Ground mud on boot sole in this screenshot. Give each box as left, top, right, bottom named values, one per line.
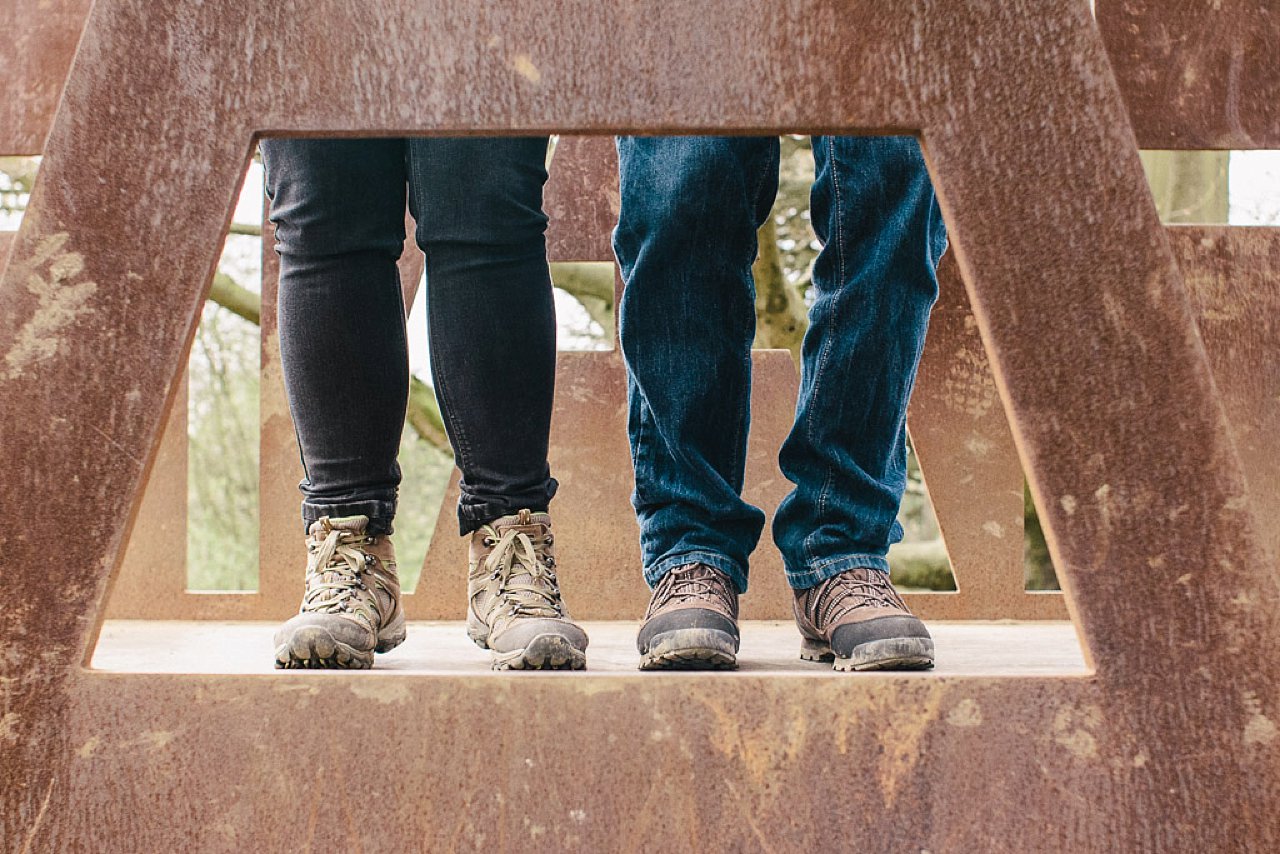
left=639, top=629, right=738, bottom=671
left=273, top=623, right=406, bottom=670
left=491, top=633, right=587, bottom=671
left=800, top=637, right=934, bottom=671
left=274, top=625, right=375, bottom=670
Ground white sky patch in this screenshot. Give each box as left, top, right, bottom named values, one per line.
left=1230, top=151, right=1280, bottom=225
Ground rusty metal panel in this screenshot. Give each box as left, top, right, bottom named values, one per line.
left=8, top=2, right=1272, bottom=158
left=103, top=373, right=189, bottom=617
left=1172, top=226, right=1280, bottom=560
left=3, top=1, right=1279, bottom=851
left=1097, top=0, right=1280, bottom=149
left=544, top=135, right=619, bottom=264
left=909, top=253, right=1068, bottom=619
left=0, top=0, right=90, bottom=155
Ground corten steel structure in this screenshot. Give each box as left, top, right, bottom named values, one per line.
left=2, top=2, right=1280, bottom=852
left=1098, top=0, right=1280, bottom=149
left=0, top=0, right=1271, bottom=624
left=0, top=0, right=89, bottom=156
left=3, top=0, right=1062, bottom=624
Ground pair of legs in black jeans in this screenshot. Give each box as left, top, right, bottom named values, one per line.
left=261, top=137, right=557, bottom=534
left=263, top=138, right=588, bottom=671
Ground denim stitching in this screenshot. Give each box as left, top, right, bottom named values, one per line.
left=800, top=137, right=847, bottom=565
left=732, top=142, right=774, bottom=484
left=411, top=151, right=474, bottom=473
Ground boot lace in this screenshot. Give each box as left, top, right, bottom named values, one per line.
left=650, top=564, right=737, bottom=617
left=811, top=568, right=907, bottom=630
left=482, top=528, right=564, bottom=618
left=302, top=521, right=383, bottom=618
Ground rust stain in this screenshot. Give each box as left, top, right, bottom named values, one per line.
left=1242, top=691, right=1278, bottom=747
left=876, top=684, right=946, bottom=806
left=18, top=779, right=55, bottom=854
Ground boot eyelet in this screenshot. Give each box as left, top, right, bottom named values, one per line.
left=483, top=537, right=496, bottom=548
left=364, top=554, right=375, bottom=565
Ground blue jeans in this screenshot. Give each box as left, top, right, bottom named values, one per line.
left=614, top=136, right=947, bottom=592
left=261, top=137, right=558, bottom=535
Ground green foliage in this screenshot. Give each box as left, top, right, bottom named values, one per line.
left=1024, top=483, right=1060, bottom=591
left=391, top=430, right=455, bottom=593
left=187, top=301, right=260, bottom=590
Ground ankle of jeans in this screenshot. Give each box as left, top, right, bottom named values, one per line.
left=784, top=553, right=890, bottom=591
left=646, top=551, right=749, bottom=596
left=301, top=499, right=397, bottom=536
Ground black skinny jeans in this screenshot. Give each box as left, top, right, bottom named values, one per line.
left=261, top=137, right=558, bottom=535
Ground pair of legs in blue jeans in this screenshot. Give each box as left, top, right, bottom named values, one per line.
left=616, top=135, right=947, bottom=594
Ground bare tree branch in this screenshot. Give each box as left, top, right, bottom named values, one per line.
left=205, top=272, right=451, bottom=452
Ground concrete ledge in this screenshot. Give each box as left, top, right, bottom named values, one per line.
left=91, top=620, right=1088, bottom=677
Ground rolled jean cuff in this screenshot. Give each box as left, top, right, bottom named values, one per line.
left=301, top=499, right=397, bottom=535
left=456, top=478, right=559, bottom=535
left=785, top=553, right=891, bottom=590
left=646, top=550, right=749, bottom=595
left=456, top=500, right=549, bottom=535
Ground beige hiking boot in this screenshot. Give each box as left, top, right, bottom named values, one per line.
left=467, top=509, right=588, bottom=670
left=273, top=515, right=406, bottom=670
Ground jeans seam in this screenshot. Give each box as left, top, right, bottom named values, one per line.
left=827, top=136, right=849, bottom=298
left=800, top=137, right=847, bottom=566
left=733, top=145, right=773, bottom=484
left=412, top=153, right=474, bottom=473
left=633, top=390, right=650, bottom=505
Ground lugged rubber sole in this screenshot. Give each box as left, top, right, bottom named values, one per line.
left=490, top=633, right=588, bottom=671
left=639, top=629, right=738, bottom=671
left=273, top=622, right=406, bottom=670
left=800, top=637, right=934, bottom=672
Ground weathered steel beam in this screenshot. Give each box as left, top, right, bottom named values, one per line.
left=1098, top=0, right=1280, bottom=149
left=0, top=0, right=90, bottom=155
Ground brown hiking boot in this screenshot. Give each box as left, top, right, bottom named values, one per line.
left=793, top=567, right=934, bottom=671
left=637, top=563, right=740, bottom=670
left=273, top=515, right=406, bottom=670
left=467, top=510, right=588, bottom=670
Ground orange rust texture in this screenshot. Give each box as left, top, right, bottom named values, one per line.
left=12, top=0, right=1273, bottom=623
left=2, top=1, right=1279, bottom=851
left=1099, top=0, right=1280, bottom=148
left=0, top=0, right=90, bottom=155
